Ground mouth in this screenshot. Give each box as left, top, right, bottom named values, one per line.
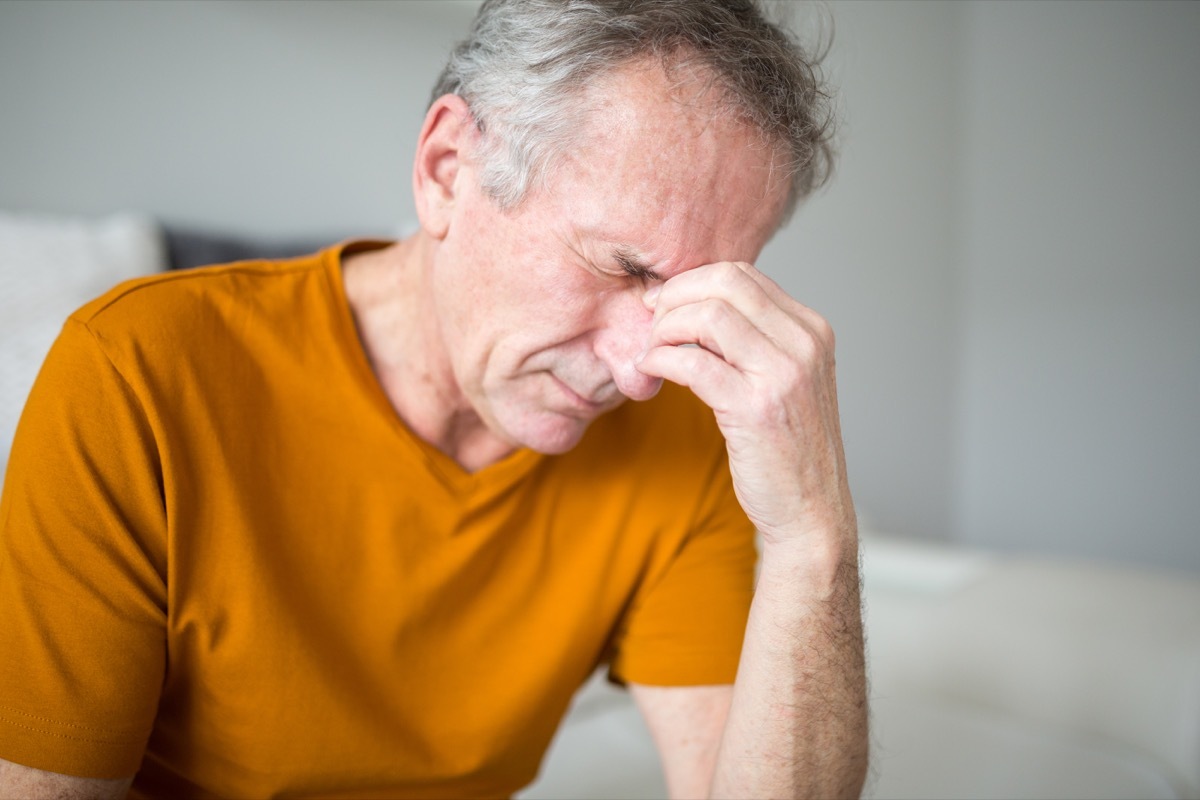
left=548, top=373, right=611, bottom=416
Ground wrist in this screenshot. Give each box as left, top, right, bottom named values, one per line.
left=757, top=522, right=860, bottom=597
left=759, top=510, right=858, bottom=558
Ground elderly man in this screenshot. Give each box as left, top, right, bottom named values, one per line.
left=0, top=0, right=867, bottom=797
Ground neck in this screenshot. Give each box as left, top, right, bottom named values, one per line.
left=342, top=233, right=516, bottom=472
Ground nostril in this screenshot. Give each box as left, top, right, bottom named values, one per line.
left=635, top=375, right=664, bottom=401
left=612, top=365, right=663, bottom=402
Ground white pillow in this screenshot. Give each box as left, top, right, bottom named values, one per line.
left=0, top=212, right=166, bottom=486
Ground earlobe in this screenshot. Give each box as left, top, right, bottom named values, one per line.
left=412, top=94, right=476, bottom=240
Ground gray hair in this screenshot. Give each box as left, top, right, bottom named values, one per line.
left=431, top=0, right=836, bottom=222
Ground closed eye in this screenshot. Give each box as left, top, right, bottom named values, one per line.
left=613, top=249, right=662, bottom=282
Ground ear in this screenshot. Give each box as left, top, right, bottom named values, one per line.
left=412, top=94, right=477, bottom=240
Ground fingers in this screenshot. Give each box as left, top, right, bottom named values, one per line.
left=645, top=261, right=833, bottom=351
left=646, top=261, right=776, bottom=325
left=728, top=260, right=792, bottom=308
left=636, top=342, right=746, bottom=414
left=643, top=261, right=835, bottom=374
left=642, top=296, right=780, bottom=374
left=637, top=261, right=850, bottom=544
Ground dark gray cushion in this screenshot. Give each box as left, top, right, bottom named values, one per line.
left=163, top=226, right=342, bottom=271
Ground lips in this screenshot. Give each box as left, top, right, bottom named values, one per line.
left=549, top=373, right=613, bottom=414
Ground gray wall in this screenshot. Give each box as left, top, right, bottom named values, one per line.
left=954, top=1, right=1200, bottom=568
left=1, top=1, right=1197, bottom=570
left=762, top=1, right=965, bottom=549
left=0, top=0, right=480, bottom=237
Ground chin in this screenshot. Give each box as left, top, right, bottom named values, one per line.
left=503, top=410, right=595, bottom=455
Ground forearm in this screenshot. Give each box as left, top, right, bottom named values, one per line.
left=0, top=758, right=131, bottom=800
left=637, top=257, right=868, bottom=796
left=710, top=529, right=868, bottom=799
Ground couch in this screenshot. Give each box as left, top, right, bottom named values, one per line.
left=522, top=526, right=1200, bottom=799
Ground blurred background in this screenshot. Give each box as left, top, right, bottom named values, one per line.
left=1, top=0, right=1197, bottom=575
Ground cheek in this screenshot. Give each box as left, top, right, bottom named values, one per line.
left=488, top=282, right=619, bottom=390
left=439, top=201, right=610, bottom=358
left=539, top=269, right=602, bottom=318
left=480, top=249, right=605, bottom=338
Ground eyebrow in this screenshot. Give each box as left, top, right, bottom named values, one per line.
left=611, top=247, right=663, bottom=282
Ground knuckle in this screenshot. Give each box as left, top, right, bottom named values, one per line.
left=773, top=361, right=811, bottom=406
left=698, top=297, right=731, bottom=326
left=749, top=386, right=789, bottom=424
left=777, top=358, right=805, bottom=390
left=713, top=261, right=743, bottom=289
left=794, top=330, right=820, bottom=362
left=813, top=316, right=835, bottom=348
left=792, top=320, right=834, bottom=365
left=799, top=310, right=835, bottom=349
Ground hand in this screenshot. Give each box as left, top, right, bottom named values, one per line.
left=636, top=261, right=855, bottom=548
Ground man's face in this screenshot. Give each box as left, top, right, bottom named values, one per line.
left=429, top=61, right=790, bottom=456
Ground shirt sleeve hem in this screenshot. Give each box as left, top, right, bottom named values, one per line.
left=607, top=650, right=741, bottom=688
left=0, top=708, right=146, bottom=780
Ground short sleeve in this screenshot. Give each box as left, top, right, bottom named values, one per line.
left=607, top=442, right=757, bottom=687
left=0, top=318, right=167, bottom=779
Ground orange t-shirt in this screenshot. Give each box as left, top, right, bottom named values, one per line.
left=0, top=241, right=756, bottom=798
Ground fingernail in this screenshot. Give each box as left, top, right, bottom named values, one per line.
left=643, top=284, right=661, bottom=308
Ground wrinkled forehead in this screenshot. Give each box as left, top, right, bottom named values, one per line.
left=551, top=59, right=789, bottom=276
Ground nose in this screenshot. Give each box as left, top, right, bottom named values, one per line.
left=593, top=291, right=663, bottom=402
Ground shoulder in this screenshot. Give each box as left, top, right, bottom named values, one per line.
left=70, top=250, right=328, bottom=342
left=57, top=244, right=373, bottom=386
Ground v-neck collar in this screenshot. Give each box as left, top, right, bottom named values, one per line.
left=320, top=240, right=546, bottom=503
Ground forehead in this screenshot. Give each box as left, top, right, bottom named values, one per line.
left=547, top=59, right=789, bottom=277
